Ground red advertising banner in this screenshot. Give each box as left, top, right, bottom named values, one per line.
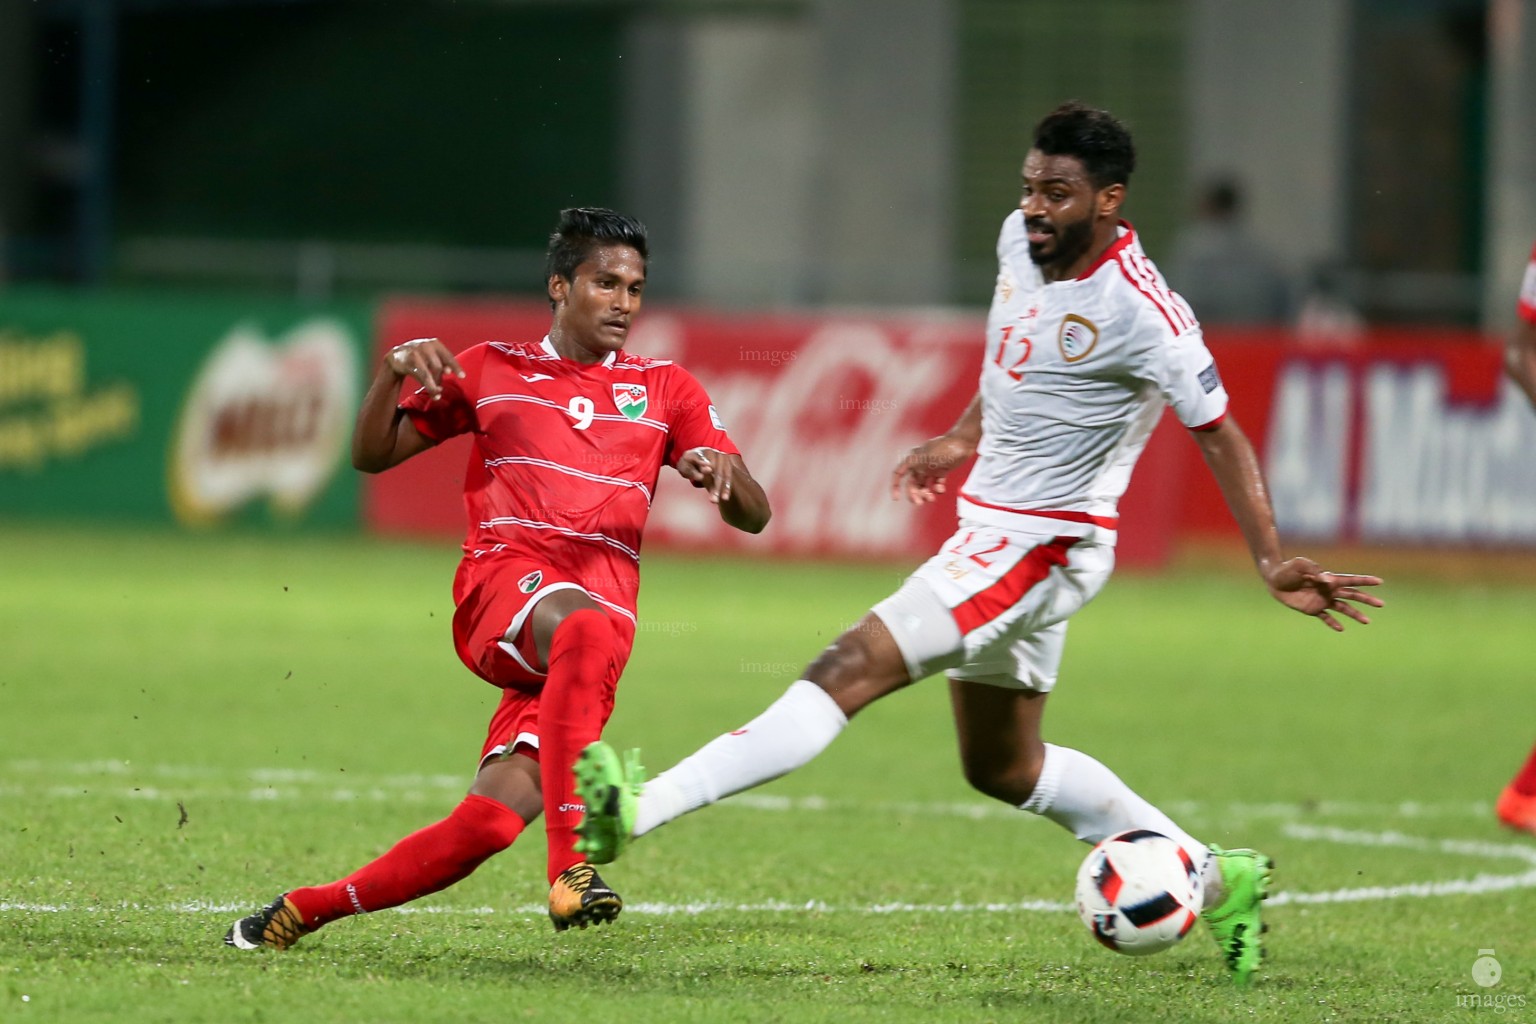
left=1190, top=329, right=1527, bottom=548
left=367, top=299, right=1181, bottom=567
left=366, top=302, right=1524, bottom=565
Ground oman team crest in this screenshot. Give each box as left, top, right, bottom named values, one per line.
left=517, top=570, right=543, bottom=594
left=1058, top=313, right=1100, bottom=362
left=612, top=383, right=648, bottom=420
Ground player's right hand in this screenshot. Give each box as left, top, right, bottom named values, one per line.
left=387, top=338, right=466, bottom=400
left=890, top=435, right=975, bottom=505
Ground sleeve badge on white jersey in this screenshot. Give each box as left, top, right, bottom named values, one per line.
left=1058, top=314, right=1100, bottom=362
left=708, top=404, right=727, bottom=430
left=1198, top=362, right=1222, bottom=394
left=996, top=268, right=1016, bottom=304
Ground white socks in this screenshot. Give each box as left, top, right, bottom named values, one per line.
left=1021, top=743, right=1207, bottom=870
left=633, top=679, right=848, bottom=837
left=628, top=696, right=1217, bottom=900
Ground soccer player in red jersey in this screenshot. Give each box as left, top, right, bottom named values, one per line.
left=224, top=208, right=770, bottom=949
left=1496, top=239, right=1536, bottom=836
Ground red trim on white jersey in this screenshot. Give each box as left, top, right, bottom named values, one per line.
left=1075, top=226, right=1136, bottom=281
left=1519, top=241, right=1536, bottom=324
left=1116, top=246, right=1197, bottom=336
left=1189, top=411, right=1227, bottom=432
left=959, top=492, right=1119, bottom=530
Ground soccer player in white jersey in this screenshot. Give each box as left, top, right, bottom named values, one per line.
left=575, top=102, right=1383, bottom=985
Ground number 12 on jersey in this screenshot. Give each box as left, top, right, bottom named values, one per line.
left=993, top=326, right=1032, bottom=381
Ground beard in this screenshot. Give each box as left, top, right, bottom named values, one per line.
left=1027, top=211, right=1097, bottom=272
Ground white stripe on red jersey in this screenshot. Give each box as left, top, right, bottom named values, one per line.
left=476, top=393, right=670, bottom=433
left=400, top=335, right=739, bottom=613
left=483, top=455, right=655, bottom=504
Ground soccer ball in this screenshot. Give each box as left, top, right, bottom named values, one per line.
left=1074, top=829, right=1203, bottom=956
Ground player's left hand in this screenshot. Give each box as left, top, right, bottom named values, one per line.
left=677, top=447, right=732, bottom=503
left=1264, top=556, right=1383, bottom=631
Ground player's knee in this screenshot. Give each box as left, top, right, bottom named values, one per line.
left=476, top=813, right=524, bottom=853
left=550, top=608, right=623, bottom=667
left=552, top=607, right=617, bottom=647
left=804, top=629, right=905, bottom=718
left=960, top=752, right=1043, bottom=805
left=453, top=795, right=525, bottom=853
left=548, top=607, right=626, bottom=697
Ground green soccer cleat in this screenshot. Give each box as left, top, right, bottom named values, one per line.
left=1201, top=845, right=1274, bottom=986
left=573, top=742, right=644, bottom=865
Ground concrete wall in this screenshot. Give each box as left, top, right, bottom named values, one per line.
left=623, top=0, right=955, bottom=308
left=1184, top=0, right=1353, bottom=282
left=1485, top=0, right=1536, bottom=327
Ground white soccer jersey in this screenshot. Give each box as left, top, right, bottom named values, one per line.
left=1518, top=240, right=1536, bottom=324
left=957, top=213, right=1229, bottom=540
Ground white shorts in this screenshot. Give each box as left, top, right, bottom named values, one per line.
left=870, top=523, right=1115, bottom=692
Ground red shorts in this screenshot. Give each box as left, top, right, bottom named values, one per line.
left=452, top=552, right=637, bottom=766
left=451, top=552, right=637, bottom=689
left=476, top=684, right=625, bottom=767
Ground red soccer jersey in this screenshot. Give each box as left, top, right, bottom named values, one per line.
left=399, top=337, right=739, bottom=615
left=1519, top=241, right=1536, bottom=325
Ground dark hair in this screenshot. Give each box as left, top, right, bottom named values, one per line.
left=544, top=207, right=649, bottom=288
left=1031, top=102, right=1136, bottom=190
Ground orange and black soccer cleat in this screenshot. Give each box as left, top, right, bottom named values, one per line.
left=223, top=894, right=310, bottom=951
left=548, top=863, right=623, bottom=932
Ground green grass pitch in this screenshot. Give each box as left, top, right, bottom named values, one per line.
left=2, top=523, right=1533, bottom=1023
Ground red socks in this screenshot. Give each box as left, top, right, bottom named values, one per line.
left=539, top=608, right=624, bottom=883
left=1512, top=743, right=1536, bottom=797
left=286, top=794, right=524, bottom=929
left=283, top=607, right=623, bottom=929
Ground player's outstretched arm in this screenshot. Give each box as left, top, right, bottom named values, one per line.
left=676, top=449, right=771, bottom=534
left=891, top=393, right=982, bottom=505
left=1192, top=416, right=1383, bottom=631
left=352, top=338, right=464, bottom=473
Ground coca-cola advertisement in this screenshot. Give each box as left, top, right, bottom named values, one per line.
left=368, top=300, right=988, bottom=562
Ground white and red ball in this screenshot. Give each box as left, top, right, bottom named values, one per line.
left=1074, top=829, right=1203, bottom=956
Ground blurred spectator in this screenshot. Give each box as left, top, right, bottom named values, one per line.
left=1167, top=177, right=1292, bottom=326
left=1294, top=261, right=1366, bottom=348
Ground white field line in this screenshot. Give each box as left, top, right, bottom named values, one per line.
left=2, top=828, right=1533, bottom=918
left=0, top=759, right=1496, bottom=822
left=1268, top=823, right=1536, bottom=906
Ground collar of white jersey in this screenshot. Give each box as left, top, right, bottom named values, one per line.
left=541, top=335, right=618, bottom=368
left=1072, top=220, right=1138, bottom=281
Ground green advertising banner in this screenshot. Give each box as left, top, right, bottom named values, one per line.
left=0, top=288, right=370, bottom=529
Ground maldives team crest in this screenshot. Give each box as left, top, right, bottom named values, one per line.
left=517, top=570, right=543, bottom=594
left=612, top=383, right=648, bottom=420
